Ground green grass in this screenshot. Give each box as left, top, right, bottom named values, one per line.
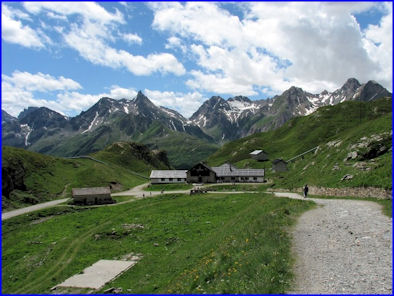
left=2, top=193, right=315, bottom=294
left=205, top=183, right=271, bottom=192
left=144, top=183, right=193, bottom=191
left=112, top=196, right=137, bottom=203
left=2, top=146, right=148, bottom=210
left=207, top=97, right=392, bottom=190
left=309, top=194, right=392, bottom=218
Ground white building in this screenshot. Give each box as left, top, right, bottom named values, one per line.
left=150, top=170, right=187, bottom=184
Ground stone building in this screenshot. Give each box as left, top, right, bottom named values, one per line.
left=72, top=187, right=115, bottom=205
left=272, top=159, right=288, bottom=173
left=250, top=150, right=269, bottom=161
left=186, top=163, right=217, bottom=183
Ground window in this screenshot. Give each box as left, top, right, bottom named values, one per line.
left=169, top=178, right=173, bottom=181
left=161, top=178, right=165, bottom=181
left=177, top=178, right=182, bottom=181
left=253, top=177, right=257, bottom=181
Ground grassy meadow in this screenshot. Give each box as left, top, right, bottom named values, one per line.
left=143, top=183, right=193, bottom=191
left=2, top=192, right=315, bottom=294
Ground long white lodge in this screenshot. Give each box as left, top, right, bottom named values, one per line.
left=150, top=163, right=265, bottom=184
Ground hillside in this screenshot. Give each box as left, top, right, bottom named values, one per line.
left=2, top=142, right=170, bottom=210
left=207, top=97, right=392, bottom=189
left=3, top=79, right=390, bottom=169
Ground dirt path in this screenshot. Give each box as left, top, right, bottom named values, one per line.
left=2, top=198, right=69, bottom=221
left=274, top=192, right=392, bottom=294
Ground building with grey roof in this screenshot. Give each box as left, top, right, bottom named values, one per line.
left=212, top=163, right=265, bottom=183
left=72, top=187, right=115, bottom=205
left=150, top=170, right=187, bottom=184
left=250, top=149, right=269, bottom=161
left=150, top=163, right=265, bottom=184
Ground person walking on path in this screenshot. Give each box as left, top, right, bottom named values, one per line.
left=303, top=184, right=309, bottom=198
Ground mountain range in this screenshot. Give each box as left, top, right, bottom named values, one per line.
left=2, top=78, right=391, bottom=168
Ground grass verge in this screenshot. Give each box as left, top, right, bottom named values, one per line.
left=205, top=183, right=271, bottom=192
left=144, top=183, right=193, bottom=191
left=2, top=193, right=314, bottom=294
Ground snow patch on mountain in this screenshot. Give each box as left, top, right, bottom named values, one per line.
left=82, top=112, right=99, bottom=134
left=20, top=124, right=32, bottom=146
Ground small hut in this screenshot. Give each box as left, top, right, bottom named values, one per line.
left=250, top=150, right=269, bottom=161
left=72, top=187, right=115, bottom=205
left=272, top=159, right=288, bottom=173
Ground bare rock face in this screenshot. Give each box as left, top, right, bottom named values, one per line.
left=344, top=151, right=358, bottom=161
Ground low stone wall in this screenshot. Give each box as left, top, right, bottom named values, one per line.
left=269, top=186, right=392, bottom=199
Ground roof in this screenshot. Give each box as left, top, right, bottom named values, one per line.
left=250, top=150, right=264, bottom=155
left=212, top=163, right=264, bottom=177
left=150, top=170, right=187, bottom=179
left=72, top=187, right=111, bottom=196
left=272, top=159, right=287, bottom=164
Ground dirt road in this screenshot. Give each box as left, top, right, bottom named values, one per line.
left=2, top=198, right=69, bottom=221
left=274, top=192, right=392, bottom=294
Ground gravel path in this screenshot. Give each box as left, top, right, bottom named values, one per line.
left=2, top=198, right=69, bottom=221
left=274, top=192, right=392, bottom=294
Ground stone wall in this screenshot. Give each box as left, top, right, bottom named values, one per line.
left=270, top=186, right=392, bottom=199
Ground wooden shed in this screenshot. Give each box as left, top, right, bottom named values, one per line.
left=250, top=150, right=269, bottom=161
left=72, top=187, right=115, bottom=205
left=272, top=159, right=288, bottom=173
left=186, top=163, right=217, bottom=183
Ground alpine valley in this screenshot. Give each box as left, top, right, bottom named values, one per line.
left=2, top=78, right=391, bottom=168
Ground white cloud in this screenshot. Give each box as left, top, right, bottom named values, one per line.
left=64, top=25, right=185, bottom=76
left=2, top=71, right=81, bottom=92
left=151, top=2, right=391, bottom=95
left=122, top=33, right=142, bottom=45
left=144, top=89, right=206, bottom=118
left=165, top=36, right=187, bottom=53
left=22, top=2, right=185, bottom=77
left=2, top=71, right=82, bottom=116
left=362, top=3, right=392, bottom=90
left=23, top=2, right=124, bottom=24
left=1, top=4, right=46, bottom=48
left=1, top=71, right=139, bottom=117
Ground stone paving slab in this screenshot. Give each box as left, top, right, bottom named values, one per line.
left=56, top=259, right=137, bottom=290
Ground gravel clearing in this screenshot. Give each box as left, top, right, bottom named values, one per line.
left=274, top=193, right=392, bottom=294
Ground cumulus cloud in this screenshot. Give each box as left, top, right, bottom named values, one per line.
left=1, top=71, right=83, bottom=116
left=151, top=2, right=392, bottom=94
left=1, top=71, right=135, bottom=116
left=1, top=4, right=46, bottom=48
left=144, top=89, right=206, bottom=118
left=2, top=71, right=81, bottom=92
left=362, top=3, right=392, bottom=89
left=122, top=33, right=143, bottom=45
left=21, top=2, right=185, bottom=77
left=23, top=2, right=124, bottom=24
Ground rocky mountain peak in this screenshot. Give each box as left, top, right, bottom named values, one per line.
left=133, top=91, right=156, bottom=109
left=340, top=78, right=361, bottom=93
left=2, top=110, right=17, bottom=123
left=356, top=80, right=392, bottom=102
left=228, top=96, right=252, bottom=103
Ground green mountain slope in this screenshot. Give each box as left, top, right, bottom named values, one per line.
left=207, top=97, right=392, bottom=189
left=2, top=142, right=170, bottom=210
left=32, top=120, right=218, bottom=169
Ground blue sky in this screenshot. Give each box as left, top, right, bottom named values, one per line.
left=2, top=2, right=392, bottom=118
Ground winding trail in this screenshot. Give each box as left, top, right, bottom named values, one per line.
left=274, top=192, right=392, bottom=294
left=2, top=198, right=69, bottom=221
